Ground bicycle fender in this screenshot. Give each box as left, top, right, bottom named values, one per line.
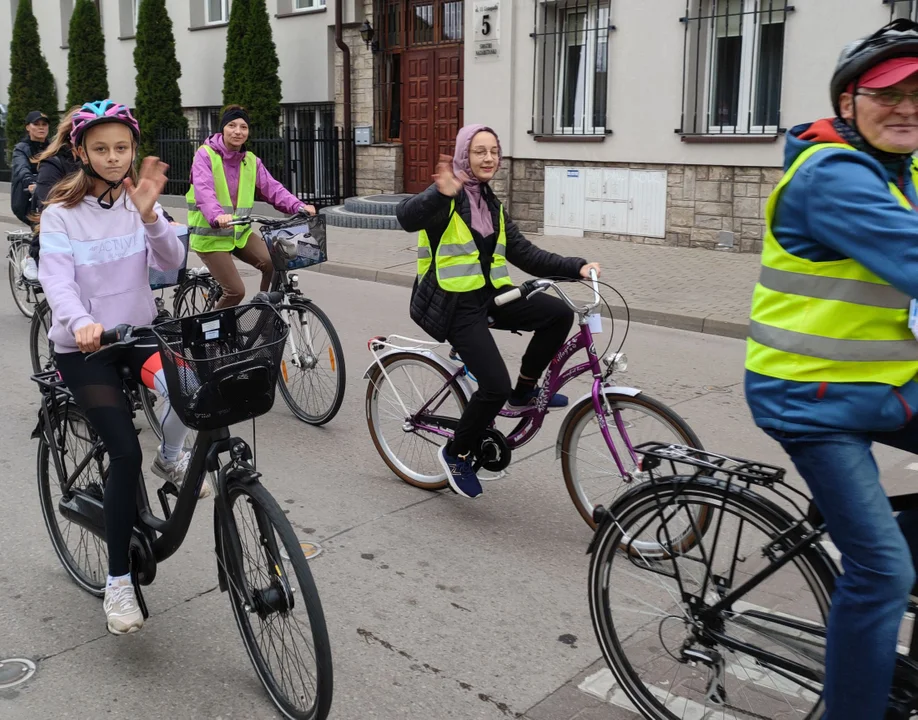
left=364, top=349, right=475, bottom=402
left=555, top=386, right=642, bottom=460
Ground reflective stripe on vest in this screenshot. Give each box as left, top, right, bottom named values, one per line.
left=745, top=142, right=918, bottom=385
left=417, top=200, right=513, bottom=292
left=186, top=146, right=257, bottom=253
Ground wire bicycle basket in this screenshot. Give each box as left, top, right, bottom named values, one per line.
left=152, top=304, right=289, bottom=430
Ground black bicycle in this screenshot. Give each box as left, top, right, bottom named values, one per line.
left=587, top=441, right=918, bottom=719
left=172, top=213, right=345, bottom=425
left=32, top=304, right=333, bottom=720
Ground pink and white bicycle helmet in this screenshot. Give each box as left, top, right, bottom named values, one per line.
left=70, top=100, right=141, bottom=147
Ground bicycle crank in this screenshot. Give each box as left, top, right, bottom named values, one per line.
left=474, top=429, right=511, bottom=473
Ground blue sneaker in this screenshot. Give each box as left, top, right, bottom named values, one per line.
left=507, top=387, right=569, bottom=408
left=438, top=446, right=482, bottom=498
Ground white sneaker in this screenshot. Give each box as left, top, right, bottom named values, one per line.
left=20, top=257, right=38, bottom=281
left=151, top=450, right=211, bottom=498
left=104, top=578, right=143, bottom=635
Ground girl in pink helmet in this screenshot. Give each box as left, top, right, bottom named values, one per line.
left=38, top=99, right=194, bottom=636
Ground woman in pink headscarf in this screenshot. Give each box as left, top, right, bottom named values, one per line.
left=397, top=124, right=601, bottom=499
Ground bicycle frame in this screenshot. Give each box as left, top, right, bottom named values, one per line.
left=370, top=315, right=642, bottom=479
left=31, top=371, right=258, bottom=604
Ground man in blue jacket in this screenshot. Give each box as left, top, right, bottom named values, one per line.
left=746, top=19, right=918, bottom=718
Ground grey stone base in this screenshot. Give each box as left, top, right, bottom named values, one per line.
left=321, top=199, right=404, bottom=230
left=344, top=194, right=412, bottom=215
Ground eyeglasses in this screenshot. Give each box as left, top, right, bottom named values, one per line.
left=856, top=89, right=918, bottom=107
left=470, top=149, right=499, bottom=159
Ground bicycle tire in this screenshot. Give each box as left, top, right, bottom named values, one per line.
left=589, top=477, right=834, bottom=720
left=172, top=275, right=220, bottom=317
left=561, top=391, right=704, bottom=529
left=220, top=480, right=333, bottom=720
left=277, top=301, right=346, bottom=425
left=366, top=352, right=468, bottom=490
left=30, top=299, right=55, bottom=374
left=37, top=403, right=108, bottom=597
left=139, top=387, right=163, bottom=441
left=9, top=242, right=35, bottom=318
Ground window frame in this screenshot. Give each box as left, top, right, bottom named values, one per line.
left=294, top=0, right=326, bottom=10
left=888, top=0, right=918, bottom=21
left=206, top=0, right=230, bottom=25
left=704, top=0, right=785, bottom=135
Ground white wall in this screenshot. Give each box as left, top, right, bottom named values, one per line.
left=464, top=0, right=895, bottom=166
left=0, top=0, right=336, bottom=119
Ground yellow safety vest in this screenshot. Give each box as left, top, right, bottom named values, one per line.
left=417, top=200, right=513, bottom=292
left=746, top=142, right=918, bottom=386
left=186, top=145, right=257, bottom=253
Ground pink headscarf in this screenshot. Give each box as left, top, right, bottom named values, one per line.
left=452, top=124, right=502, bottom=237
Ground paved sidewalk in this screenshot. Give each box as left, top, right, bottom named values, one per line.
left=1, top=192, right=761, bottom=339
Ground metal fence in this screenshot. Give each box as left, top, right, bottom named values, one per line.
left=156, top=126, right=355, bottom=208
left=0, top=134, right=11, bottom=183
left=678, top=0, right=793, bottom=136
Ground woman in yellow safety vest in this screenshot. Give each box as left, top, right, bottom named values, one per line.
left=186, top=105, right=315, bottom=308
left=397, top=124, right=600, bottom=499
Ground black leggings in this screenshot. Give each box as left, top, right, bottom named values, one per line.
left=55, top=346, right=158, bottom=577
left=448, top=291, right=574, bottom=456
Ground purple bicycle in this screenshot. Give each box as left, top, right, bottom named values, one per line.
left=364, top=272, right=703, bottom=528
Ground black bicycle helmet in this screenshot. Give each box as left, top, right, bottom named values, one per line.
left=831, top=19, right=918, bottom=116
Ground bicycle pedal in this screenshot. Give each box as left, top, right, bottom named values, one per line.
left=160, top=480, right=179, bottom=497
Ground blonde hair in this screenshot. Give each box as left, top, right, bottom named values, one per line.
left=32, top=105, right=80, bottom=166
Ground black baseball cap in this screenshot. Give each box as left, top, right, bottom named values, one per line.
left=25, top=111, right=48, bottom=124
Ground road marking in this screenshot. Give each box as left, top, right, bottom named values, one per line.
left=579, top=668, right=713, bottom=719
left=906, top=462, right=918, bottom=471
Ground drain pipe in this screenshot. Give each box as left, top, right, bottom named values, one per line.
left=335, top=0, right=354, bottom=198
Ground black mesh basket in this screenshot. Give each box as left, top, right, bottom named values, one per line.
left=152, top=304, right=289, bottom=430
left=148, top=227, right=189, bottom=290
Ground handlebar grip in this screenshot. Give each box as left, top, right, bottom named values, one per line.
left=252, top=291, right=285, bottom=305
left=494, top=287, right=522, bottom=307
left=100, top=325, right=129, bottom=346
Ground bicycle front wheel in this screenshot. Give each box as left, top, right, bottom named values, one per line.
left=277, top=301, right=346, bottom=425
left=561, top=391, right=703, bottom=528
left=220, top=480, right=333, bottom=720
left=138, top=387, right=163, bottom=441
left=589, top=478, right=832, bottom=720
left=9, top=242, right=35, bottom=318
left=173, top=275, right=220, bottom=317
left=30, top=299, right=55, bottom=374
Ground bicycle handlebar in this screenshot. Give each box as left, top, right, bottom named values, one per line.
left=85, top=323, right=152, bottom=364
left=225, top=210, right=311, bottom=228
left=493, top=269, right=601, bottom=315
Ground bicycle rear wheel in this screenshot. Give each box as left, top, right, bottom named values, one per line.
left=561, top=390, right=703, bottom=529
left=220, top=480, right=333, bottom=720
left=37, top=403, right=108, bottom=597
left=589, top=477, right=833, bottom=720
left=366, top=352, right=468, bottom=490
left=277, top=301, right=346, bottom=425
left=8, top=241, right=35, bottom=318
left=30, top=299, right=55, bottom=374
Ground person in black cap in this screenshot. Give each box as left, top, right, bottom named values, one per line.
left=10, top=110, right=50, bottom=225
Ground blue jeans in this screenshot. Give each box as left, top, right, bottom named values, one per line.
left=769, top=424, right=918, bottom=719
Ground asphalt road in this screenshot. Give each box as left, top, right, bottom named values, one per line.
left=0, top=218, right=915, bottom=720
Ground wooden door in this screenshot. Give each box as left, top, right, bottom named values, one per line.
left=402, top=47, right=463, bottom=193
left=403, top=49, right=434, bottom=193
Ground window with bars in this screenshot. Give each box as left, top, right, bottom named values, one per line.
left=530, top=0, right=611, bottom=136
left=888, top=0, right=918, bottom=20
left=679, top=0, right=792, bottom=136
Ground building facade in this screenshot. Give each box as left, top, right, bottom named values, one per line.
left=0, top=0, right=340, bottom=135
left=342, top=0, right=918, bottom=251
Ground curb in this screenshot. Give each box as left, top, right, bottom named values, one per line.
left=305, top=262, right=749, bottom=340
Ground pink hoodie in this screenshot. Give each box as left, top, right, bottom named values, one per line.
left=38, top=194, right=185, bottom=354
left=190, top=133, right=304, bottom=226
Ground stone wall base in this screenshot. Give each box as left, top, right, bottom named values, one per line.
left=505, top=159, right=782, bottom=253
left=355, top=144, right=404, bottom=195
